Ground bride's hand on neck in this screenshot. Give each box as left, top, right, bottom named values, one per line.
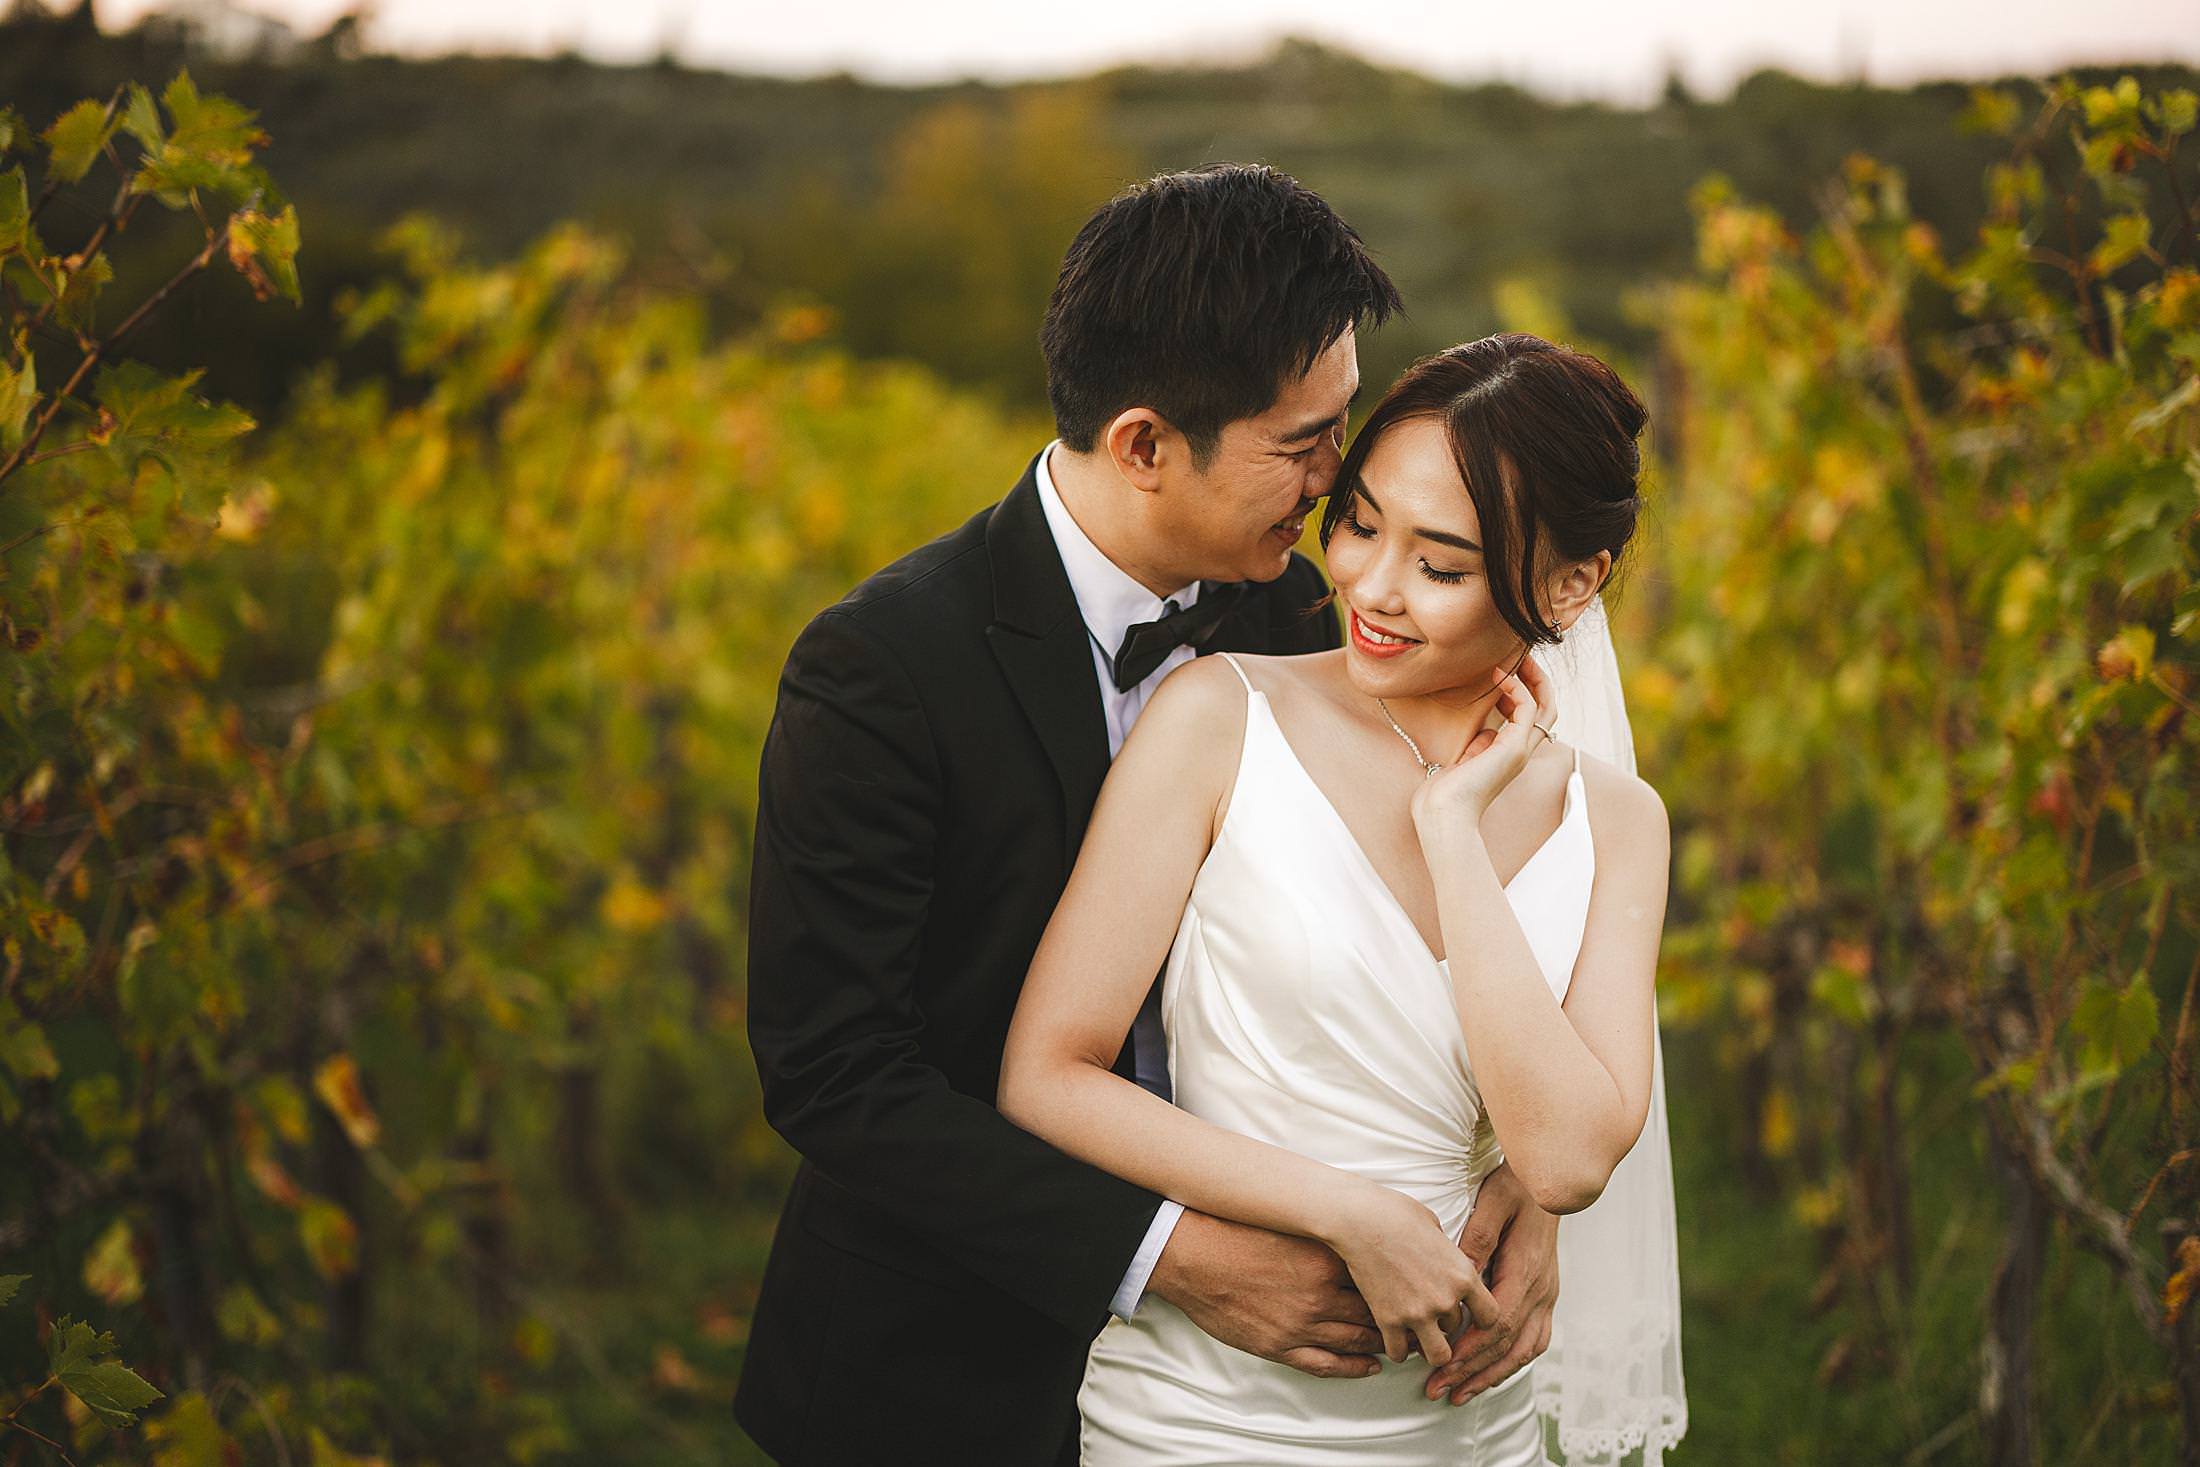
left=1409, top=656, right=1552, bottom=849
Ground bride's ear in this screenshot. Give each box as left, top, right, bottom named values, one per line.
left=1547, top=550, right=1611, bottom=635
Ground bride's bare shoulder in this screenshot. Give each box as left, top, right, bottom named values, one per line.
left=1134, top=653, right=1258, bottom=750
left=1140, top=650, right=1347, bottom=762
left=1207, top=647, right=1348, bottom=702
left=1574, top=748, right=1670, bottom=866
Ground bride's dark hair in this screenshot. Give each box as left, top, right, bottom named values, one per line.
left=1317, top=333, right=1648, bottom=648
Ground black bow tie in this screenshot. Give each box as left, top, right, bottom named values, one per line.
left=1110, top=582, right=1248, bottom=691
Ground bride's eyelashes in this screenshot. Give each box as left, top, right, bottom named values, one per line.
left=1340, top=501, right=1475, bottom=585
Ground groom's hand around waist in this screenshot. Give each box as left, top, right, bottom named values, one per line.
left=1144, top=1210, right=1385, bottom=1378
left=1422, top=1159, right=1560, bottom=1406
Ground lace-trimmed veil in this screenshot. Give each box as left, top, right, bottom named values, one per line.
left=1526, top=593, right=1688, bottom=1466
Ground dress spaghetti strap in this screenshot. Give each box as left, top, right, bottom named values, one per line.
left=1213, top=651, right=1256, bottom=695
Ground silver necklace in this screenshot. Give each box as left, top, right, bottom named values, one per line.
left=1376, top=698, right=1445, bottom=780
left=1379, top=693, right=1558, bottom=779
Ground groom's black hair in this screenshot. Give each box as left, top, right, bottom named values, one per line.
left=1041, top=163, right=1403, bottom=469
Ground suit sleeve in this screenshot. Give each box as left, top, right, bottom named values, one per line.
left=745, top=607, right=1165, bottom=1334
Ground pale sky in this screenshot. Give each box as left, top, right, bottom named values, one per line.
left=93, top=0, right=2200, bottom=102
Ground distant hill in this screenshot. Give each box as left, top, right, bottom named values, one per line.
left=5, top=13, right=2194, bottom=419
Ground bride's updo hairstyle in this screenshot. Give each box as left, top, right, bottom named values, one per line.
left=1318, top=333, right=1647, bottom=648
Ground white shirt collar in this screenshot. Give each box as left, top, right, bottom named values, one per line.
left=1033, top=440, right=1200, bottom=659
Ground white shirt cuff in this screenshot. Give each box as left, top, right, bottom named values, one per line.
left=1109, top=1200, right=1185, bottom=1320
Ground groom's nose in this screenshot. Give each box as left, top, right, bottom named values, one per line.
left=1303, top=436, right=1346, bottom=495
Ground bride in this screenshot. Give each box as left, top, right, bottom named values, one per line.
left=1000, top=333, right=1686, bottom=1464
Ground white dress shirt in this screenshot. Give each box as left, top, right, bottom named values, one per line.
left=1032, top=440, right=1193, bottom=1319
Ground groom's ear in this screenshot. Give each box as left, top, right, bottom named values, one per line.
left=1101, top=408, right=1182, bottom=495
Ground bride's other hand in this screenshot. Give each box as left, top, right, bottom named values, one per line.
left=1324, top=1183, right=1500, bottom=1365
left=1423, top=1160, right=1559, bottom=1406
left=1409, top=656, right=1553, bottom=840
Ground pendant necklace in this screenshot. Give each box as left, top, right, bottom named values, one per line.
left=1376, top=698, right=1446, bottom=780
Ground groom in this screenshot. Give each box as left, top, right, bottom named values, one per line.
left=735, top=164, right=1560, bottom=1465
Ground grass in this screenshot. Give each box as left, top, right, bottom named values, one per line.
left=1660, top=1028, right=2177, bottom=1467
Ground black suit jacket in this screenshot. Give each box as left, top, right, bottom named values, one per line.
left=733, top=450, right=1342, bottom=1465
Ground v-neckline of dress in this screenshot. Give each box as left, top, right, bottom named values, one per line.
left=1241, top=689, right=1584, bottom=970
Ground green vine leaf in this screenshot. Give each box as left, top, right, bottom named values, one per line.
left=119, top=82, right=164, bottom=153
left=62, top=1359, right=165, bottom=1428
left=226, top=205, right=302, bottom=305
left=45, top=1316, right=114, bottom=1378
left=130, top=71, right=268, bottom=203
left=0, top=166, right=27, bottom=254
left=49, top=248, right=113, bottom=334
left=41, top=1314, right=164, bottom=1427
left=0, top=1018, right=59, bottom=1083
left=2072, top=974, right=2162, bottom=1074
left=0, top=340, right=36, bottom=454
left=90, top=361, right=256, bottom=452
left=42, top=99, right=119, bottom=186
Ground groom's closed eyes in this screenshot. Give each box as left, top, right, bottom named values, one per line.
left=1277, top=382, right=1364, bottom=457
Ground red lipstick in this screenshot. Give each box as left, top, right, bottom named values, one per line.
left=1349, top=609, right=1420, bottom=660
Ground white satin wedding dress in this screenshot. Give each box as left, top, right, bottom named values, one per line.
left=1078, top=652, right=1592, bottom=1466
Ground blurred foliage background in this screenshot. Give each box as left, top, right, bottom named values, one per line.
left=1, top=7, right=2196, bottom=1465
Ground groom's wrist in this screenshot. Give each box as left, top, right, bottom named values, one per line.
left=1146, top=1206, right=1222, bottom=1308
left=1145, top=1213, right=1190, bottom=1306
left=1111, top=1199, right=1185, bottom=1318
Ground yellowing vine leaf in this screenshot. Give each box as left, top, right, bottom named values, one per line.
left=81, top=1216, right=143, bottom=1306
left=313, top=1053, right=381, bottom=1148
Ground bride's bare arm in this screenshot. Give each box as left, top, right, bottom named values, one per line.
left=1000, top=655, right=1493, bottom=1364
left=1416, top=671, right=1669, bottom=1216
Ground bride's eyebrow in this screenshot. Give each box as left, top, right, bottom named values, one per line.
left=1351, top=481, right=1483, bottom=554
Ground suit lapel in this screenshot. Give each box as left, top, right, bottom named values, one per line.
left=985, top=458, right=1335, bottom=862
left=986, top=457, right=1111, bottom=867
